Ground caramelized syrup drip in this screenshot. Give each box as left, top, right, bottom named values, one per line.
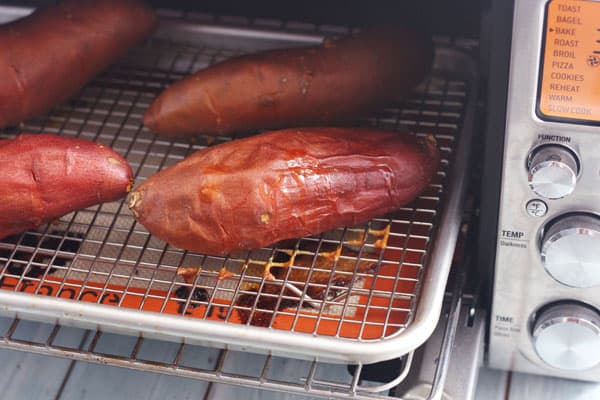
left=177, top=223, right=392, bottom=326
left=176, top=266, right=202, bottom=284
left=217, top=267, right=235, bottom=281
left=371, top=224, right=391, bottom=249
left=320, top=246, right=342, bottom=262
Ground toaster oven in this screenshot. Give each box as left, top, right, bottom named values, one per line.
left=1, top=0, right=596, bottom=399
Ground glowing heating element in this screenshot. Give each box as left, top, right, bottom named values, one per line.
left=538, top=0, right=600, bottom=123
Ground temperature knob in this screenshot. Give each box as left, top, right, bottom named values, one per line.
left=540, top=214, right=600, bottom=287
left=532, top=302, right=600, bottom=371
left=528, top=145, right=579, bottom=199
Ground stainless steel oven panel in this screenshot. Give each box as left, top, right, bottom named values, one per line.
left=490, top=0, right=600, bottom=381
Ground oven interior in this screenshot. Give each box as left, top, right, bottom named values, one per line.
left=0, top=0, right=499, bottom=398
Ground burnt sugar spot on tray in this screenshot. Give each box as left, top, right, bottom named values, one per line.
left=173, top=285, right=210, bottom=315
left=0, top=231, right=82, bottom=280
left=236, top=242, right=379, bottom=327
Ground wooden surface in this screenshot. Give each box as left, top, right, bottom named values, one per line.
left=1, top=318, right=600, bottom=399
left=474, top=367, right=600, bottom=400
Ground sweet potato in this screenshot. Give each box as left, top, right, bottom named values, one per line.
left=0, top=0, right=157, bottom=128
left=0, top=134, right=133, bottom=239
left=143, top=25, right=433, bottom=137
left=128, top=127, right=438, bottom=254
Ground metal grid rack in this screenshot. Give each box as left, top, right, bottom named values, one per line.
left=0, top=270, right=470, bottom=400
left=0, top=8, right=477, bottom=366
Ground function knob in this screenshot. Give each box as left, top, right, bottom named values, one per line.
left=532, top=302, right=600, bottom=371
left=540, top=214, right=600, bottom=287
left=528, top=145, right=579, bottom=199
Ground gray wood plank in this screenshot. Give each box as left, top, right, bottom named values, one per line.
left=508, top=372, right=600, bottom=400
left=57, top=335, right=220, bottom=400
left=206, top=383, right=322, bottom=400
left=0, top=318, right=87, bottom=400
left=209, top=351, right=311, bottom=400
left=13, top=316, right=600, bottom=400
left=207, top=351, right=355, bottom=400
left=474, top=367, right=508, bottom=400
left=0, top=348, right=73, bottom=400
left=57, top=364, right=212, bottom=400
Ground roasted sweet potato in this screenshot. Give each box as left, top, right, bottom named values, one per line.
left=129, top=127, right=439, bottom=254
left=0, top=0, right=157, bottom=128
left=0, top=134, right=133, bottom=239
left=143, top=25, right=433, bottom=137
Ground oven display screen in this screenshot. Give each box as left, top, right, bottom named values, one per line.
left=538, top=0, right=600, bottom=123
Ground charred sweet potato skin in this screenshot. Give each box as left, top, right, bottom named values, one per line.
left=129, top=128, right=439, bottom=254
left=0, top=134, right=133, bottom=239
left=143, top=25, right=433, bottom=137
left=0, top=0, right=157, bottom=128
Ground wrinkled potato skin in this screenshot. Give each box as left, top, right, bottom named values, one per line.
left=129, top=128, right=439, bottom=254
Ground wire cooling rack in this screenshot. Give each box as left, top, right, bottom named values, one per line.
left=0, top=9, right=477, bottom=364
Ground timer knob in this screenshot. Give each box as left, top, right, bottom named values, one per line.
left=528, top=145, right=579, bottom=199
left=532, top=302, right=600, bottom=371
left=540, top=214, right=600, bottom=287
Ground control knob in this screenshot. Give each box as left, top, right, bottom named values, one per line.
left=528, top=145, right=579, bottom=199
left=540, top=214, right=600, bottom=287
left=532, top=302, right=600, bottom=370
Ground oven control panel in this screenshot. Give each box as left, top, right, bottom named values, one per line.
left=540, top=213, right=600, bottom=288
left=532, top=302, right=600, bottom=371
left=527, top=144, right=579, bottom=199
left=538, top=0, right=600, bottom=123
left=489, top=0, right=600, bottom=382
